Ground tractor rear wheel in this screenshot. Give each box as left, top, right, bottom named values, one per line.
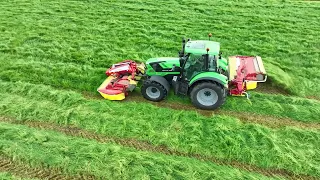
left=141, top=80, right=167, bottom=102
left=190, top=82, right=226, bottom=110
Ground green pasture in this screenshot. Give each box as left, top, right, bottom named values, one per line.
left=0, top=0, right=319, bottom=179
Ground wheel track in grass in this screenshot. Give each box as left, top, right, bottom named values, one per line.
left=0, top=155, right=96, bottom=180
left=82, top=91, right=320, bottom=130
left=0, top=117, right=318, bottom=180
left=255, top=79, right=320, bottom=102
left=254, top=79, right=291, bottom=96
left=150, top=100, right=320, bottom=130
left=306, top=96, right=320, bottom=101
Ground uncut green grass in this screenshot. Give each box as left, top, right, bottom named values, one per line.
left=0, top=122, right=277, bottom=180
left=0, top=81, right=319, bottom=177
left=0, top=0, right=319, bottom=98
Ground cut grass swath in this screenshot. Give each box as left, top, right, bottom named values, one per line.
left=0, top=171, right=37, bottom=180
left=0, top=122, right=278, bottom=180
left=1, top=116, right=318, bottom=180
left=0, top=81, right=319, bottom=177
left=119, top=93, right=320, bottom=129
left=0, top=156, right=92, bottom=180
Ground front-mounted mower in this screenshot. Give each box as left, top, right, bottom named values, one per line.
left=97, top=34, right=267, bottom=110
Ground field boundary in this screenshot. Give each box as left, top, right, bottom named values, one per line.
left=0, top=155, right=95, bottom=180
left=1, top=116, right=318, bottom=180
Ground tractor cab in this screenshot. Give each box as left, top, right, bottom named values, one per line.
left=181, top=53, right=218, bottom=80
left=177, top=37, right=228, bottom=75
left=173, top=38, right=229, bottom=96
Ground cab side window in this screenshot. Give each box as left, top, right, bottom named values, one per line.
left=208, top=55, right=216, bottom=71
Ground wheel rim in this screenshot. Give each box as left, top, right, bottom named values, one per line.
left=196, top=88, right=218, bottom=106
left=146, top=86, right=160, bottom=99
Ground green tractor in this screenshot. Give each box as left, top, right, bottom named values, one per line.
left=97, top=34, right=267, bottom=110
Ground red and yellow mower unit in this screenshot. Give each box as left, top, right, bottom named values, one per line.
left=228, top=55, right=267, bottom=97
left=97, top=60, right=145, bottom=100
left=97, top=35, right=267, bottom=110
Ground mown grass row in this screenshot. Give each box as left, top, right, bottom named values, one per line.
left=167, top=87, right=320, bottom=123
left=0, top=81, right=319, bottom=177
left=0, top=172, right=34, bottom=180
left=1, top=58, right=319, bottom=123
left=0, top=122, right=277, bottom=180
left=1, top=0, right=319, bottom=97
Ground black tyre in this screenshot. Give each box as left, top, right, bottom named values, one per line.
left=141, top=80, right=167, bottom=102
left=190, top=82, right=226, bottom=110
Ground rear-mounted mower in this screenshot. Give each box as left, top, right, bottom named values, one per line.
left=97, top=34, right=267, bottom=110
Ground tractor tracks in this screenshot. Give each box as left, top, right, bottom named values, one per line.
left=255, top=81, right=320, bottom=102
left=150, top=100, right=320, bottom=130
left=147, top=97, right=320, bottom=129
left=254, top=80, right=290, bottom=96
left=216, top=110, right=320, bottom=129
left=0, top=155, right=95, bottom=180
left=307, top=96, right=320, bottom=101
left=0, top=116, right=318, bottom=180
left=83, top=92, right=320, bottom=130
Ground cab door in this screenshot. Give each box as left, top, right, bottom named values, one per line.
left=173, top=54, right=205, bottom=95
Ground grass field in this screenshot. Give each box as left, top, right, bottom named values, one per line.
left=0, top=0, right=319, bottom=179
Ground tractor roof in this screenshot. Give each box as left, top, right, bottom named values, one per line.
left=184, top=40, right=220, bottom=55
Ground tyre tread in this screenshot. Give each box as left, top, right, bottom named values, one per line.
left=141, top=80, right=167, bottom=102
left=190, top=81, right=226, bottom=110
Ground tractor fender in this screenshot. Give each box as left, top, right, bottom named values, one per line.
left=189, top=77, right=227, bottom=89
left=148, top=75, right=170, bottom=93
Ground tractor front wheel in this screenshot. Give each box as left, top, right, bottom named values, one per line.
left=141, top=80, right=167, bottom=102
left=190, top=82, right=226, bottom=110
